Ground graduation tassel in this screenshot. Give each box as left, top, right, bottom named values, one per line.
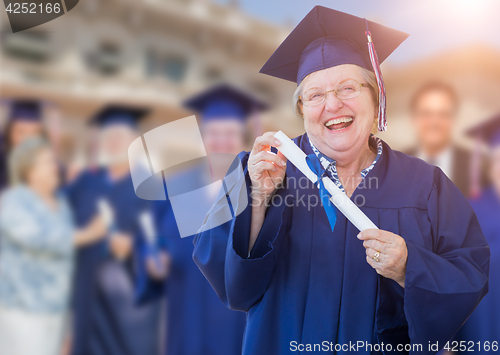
left=365, top=19, right=387, bottom=132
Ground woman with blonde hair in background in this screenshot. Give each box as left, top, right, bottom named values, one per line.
left=0, top=137, right=106, bottom=355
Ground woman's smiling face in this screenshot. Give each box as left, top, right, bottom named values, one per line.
left=300, top=64, right=377, bottom=158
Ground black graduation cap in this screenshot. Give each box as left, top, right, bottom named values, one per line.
left=91, top=105, right=149, bottom=128
left=184, top=84, right=268, bottom=123
left=8, top=99, right=43, bottom=122
left=467, top=114, right=500, bottom=148
left=260, top=6, right=409, bottom=84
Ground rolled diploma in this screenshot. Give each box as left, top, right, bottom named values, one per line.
left=139, top=211, right=161, bottom=269
left=97, top=199, right=115, bottom=231
left=274, top=131, right=378, bottom=232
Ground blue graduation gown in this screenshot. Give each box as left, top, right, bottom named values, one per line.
left=0, top=148, right=8, bottom=191
left=454, top=187, right=500, bottom=352
left=66, top=168, right=161, bottom=355
left=135, top=167, right=247, bottom=355
left=193, top=133, right=490, bottom=355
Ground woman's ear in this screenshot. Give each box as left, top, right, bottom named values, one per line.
left=298, top=101, right=304, bottom=118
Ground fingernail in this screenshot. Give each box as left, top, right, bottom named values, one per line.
left=357, top=233, right=362, bottom=239
left=274, top=139, right=281, bottom=145
left=281, top=160, right=286, bottom=166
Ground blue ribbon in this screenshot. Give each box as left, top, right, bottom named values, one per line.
left=306, top=154, right=337, bottom=231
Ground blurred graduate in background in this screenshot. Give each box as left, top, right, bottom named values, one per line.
left=406, top=83, right=477, bottom=196
left=66, top=106, right=162, bottom=355
left=135, top=84, right=267, bottom=355
left=0, top=137, right=106, bottom=355
left=454, top=114, right=500, bottom=352
left=0, top=100, right=46, bottom=190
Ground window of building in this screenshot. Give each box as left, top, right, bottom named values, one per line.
left=95, top=42, right=121, bottom=76
left=145, top=50, right=188, bottom=83
left=2, top=31, right=52, bottom=63
left=145, top=49, right=159, bottom=77
left=85, top=42, right=122, bottom=76
left=163, top=56, right=187, bottom=82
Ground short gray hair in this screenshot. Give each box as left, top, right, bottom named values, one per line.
left=292, top=66, right=379, bottom=120
left=8, top=137, right=50, bottom=186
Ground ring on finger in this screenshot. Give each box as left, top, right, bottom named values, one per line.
left=372, top=251, right=380, bottom=262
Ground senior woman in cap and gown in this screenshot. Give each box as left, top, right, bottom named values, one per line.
left=135, top=84, right=266, bottom=355
left=0, top=100, right=46, bottom=190
left=453, top=115, right=500, bottom=352
left=66, top=106, right=161, bottom=355
left=193, top=6, right=490, bottom=355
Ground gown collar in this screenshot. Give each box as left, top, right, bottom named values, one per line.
left=306, top=133, right=383, bottom=193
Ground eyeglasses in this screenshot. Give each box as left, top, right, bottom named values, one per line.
left=300, top=80, right=369, bottom=107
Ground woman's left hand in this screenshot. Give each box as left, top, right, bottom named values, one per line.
left=357, top=229, right=408, bottom=288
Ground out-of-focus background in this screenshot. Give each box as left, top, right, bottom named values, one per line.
left=2, top=0, right=500, bottom=153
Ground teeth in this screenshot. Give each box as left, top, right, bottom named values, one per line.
left=325, top=117, right=353, bottom=127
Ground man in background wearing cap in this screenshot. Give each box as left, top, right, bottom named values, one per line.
left=135, top=84, right=266, bottom=355
left=66, top=106, right=161, bottom=355
left=453, top=115, right=500, bottom=352
left=406, top=82, right=477, bottom=196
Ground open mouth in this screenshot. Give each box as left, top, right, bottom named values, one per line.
left=325, top=116, right=354, bottom=131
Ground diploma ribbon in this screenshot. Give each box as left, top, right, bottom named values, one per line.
left=306, top=154, right=337, bottom=231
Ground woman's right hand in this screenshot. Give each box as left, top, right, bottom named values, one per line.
left=73, top=214, right=107, bottom=247
left=248, top=132, right=287, bottom=206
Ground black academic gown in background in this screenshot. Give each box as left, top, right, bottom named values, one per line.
left=194, top=134, right=490, bottom=355
left=404, top=145, right=484, bottom=198
left=66, top=168, right=161, bottom=355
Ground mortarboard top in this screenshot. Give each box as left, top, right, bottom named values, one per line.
left=184, top=84, right=268, bottom=123
left=467, top=114, right=500, bottom=148
left=7, top=99, right=43, bottom=122
left=260, top=6, right=409, bottom=85
left=91, top=105, right=149, bottom=129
